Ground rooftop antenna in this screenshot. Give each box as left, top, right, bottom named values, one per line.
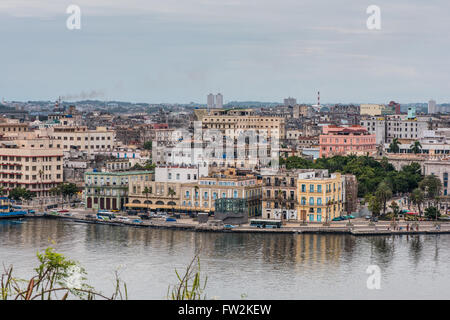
left=318, top=91, right=320, bottom=106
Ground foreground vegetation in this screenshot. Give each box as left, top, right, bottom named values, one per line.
left=1, top=247, right=206, bottom=300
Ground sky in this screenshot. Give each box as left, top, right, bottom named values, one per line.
left=0, top=0, right=449, bottom=104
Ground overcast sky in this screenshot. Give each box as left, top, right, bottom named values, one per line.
left=0, top=0, right=449, bottom=104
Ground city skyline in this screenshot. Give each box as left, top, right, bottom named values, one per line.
left=1, top=0, right=450, bottom=103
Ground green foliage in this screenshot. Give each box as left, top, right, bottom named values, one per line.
left=8, top=187, right=34, bottom=201
left=168, top=254, right=207, bottom=300
left=365, top=194, right=381, bottom=217
left=419, top=175, right=442, bottom=202
left=280, top=155, right=422, bottom=197
left=410, top=141, right=422, bottom=154
left=1, top=247, right=127, bottom=300
left=424, top=206, right=440, bottom=220
left=389, top=138, right=400, bottom=153
left=143, top=141, right=152, bottom=150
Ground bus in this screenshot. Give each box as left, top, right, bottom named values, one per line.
left=250, top=219, right=282, bottom=229
left=97, top=211, right=117, bottom=220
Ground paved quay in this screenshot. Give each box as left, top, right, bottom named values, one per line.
left=26, top=210, right=450, bottom=236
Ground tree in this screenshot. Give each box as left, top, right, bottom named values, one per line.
left=8, top=187, right=34, bottom=202
left=168, top=187, right=177, bottom=216
left=365, top=194, right=381, bottom=217
left=410, top=141, right=422, bottom=154
left=375, top=182, right=392, bottom=216
left=276, top=189, right=288, bottom=223
left=142, top=187, right=151, bottom=212
left=410, top=188, right=424, bottom=216
left=389, top=201, right=401, bottom=223
left=49, top=185, right=64, bottom=207
left=424, top=206, right=440, bottom=220
left=389, top=138, right=400, bottom=153
left=143, top=141, right=152, bottom=151
left=419, top=175, right=442, bottom=208
left=60, top=183, right=79, bottom=206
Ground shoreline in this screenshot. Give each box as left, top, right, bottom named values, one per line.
left=20, top=214, right=450, bottom=236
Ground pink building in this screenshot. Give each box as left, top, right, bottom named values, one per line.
left=319, top=125, right=377, bottom=158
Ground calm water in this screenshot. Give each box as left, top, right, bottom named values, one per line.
left=0, top=218, right=449, bottom=299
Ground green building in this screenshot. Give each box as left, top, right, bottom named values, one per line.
left=84, top=171, right=153, bottom=211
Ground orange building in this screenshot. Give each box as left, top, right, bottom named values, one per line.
left=319, top=125, right=376, bottom=158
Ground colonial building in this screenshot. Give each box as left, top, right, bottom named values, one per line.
left=297, top=170, right=345, bottom=223
left=319, top=125, right=376, bottom=158
left=84, top=171, right=153, bottom=211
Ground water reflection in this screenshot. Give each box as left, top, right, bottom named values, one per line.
left=1, top=219, right=450, bottom=299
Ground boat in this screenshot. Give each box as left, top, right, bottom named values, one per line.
left=0, top=197, right=28, bottom=219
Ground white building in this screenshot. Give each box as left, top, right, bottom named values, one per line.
left=207, top=94, right=215, bottom=109
left=155, top=164, right=209, bottom=183
left=215, top=93, right=223, bottom=109
left=428, top=100, right=437, bottom=114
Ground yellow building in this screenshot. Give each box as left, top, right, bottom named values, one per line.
left=297, top=170, right=345, bottom=223
left=360, top=104, right=385, bottom=116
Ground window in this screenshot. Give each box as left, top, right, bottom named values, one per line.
left=310, top=184, right=314, bottom=192
left=301, top=184, right=306, bottom=192
left=318, top=185, right=322, bottom=193
left=309, top=197, right=314, bottom=205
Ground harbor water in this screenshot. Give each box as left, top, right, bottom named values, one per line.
left=1, top=218, right=449, bottom=299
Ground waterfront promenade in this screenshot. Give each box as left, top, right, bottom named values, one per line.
left=28, top=209, right=450, bottom=236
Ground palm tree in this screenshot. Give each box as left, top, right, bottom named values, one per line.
left=410, top=141, right=422, bottom=154
left=276, top=189, right=287, bottom=223
left=194, top=186, right=199, bottom=214
left=168, top=187, right=177, bottom=216
left=49, top=186, right=62, bottom=208
left=410, top=188, right=424, bottom=217
left=142, top=187, right=150, bottom=212
left=389, top=138, right=400, bottom=153
left=375, top=182, right=392, bottom=216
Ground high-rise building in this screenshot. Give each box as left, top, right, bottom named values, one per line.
left=207, top=94, right=215, bottom=109
left=428, top=100, right=437, bottom=114
left=215, top=93, right=223, bottom=109
left=284, top=97, right=297, bottom=107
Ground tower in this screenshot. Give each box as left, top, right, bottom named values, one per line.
left=207, top=93, right=215, bottom=109
left=215, top=93, right=223, bottom=109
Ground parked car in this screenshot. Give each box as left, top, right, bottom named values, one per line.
left=332, top=217, right=344, bottom=221
left=224, top=224, right=236, bottom=229
left=166, top=217, right=176, bottom=222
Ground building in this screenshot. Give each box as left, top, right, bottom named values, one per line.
left=319, top=125, right=376, bottom=158
left=84, top=171, right=153, bottom=211
left=200, top=109, right=285, bottom=168
left=126, top=171, right=181, bottom=212
left=428, top=100, right=437, bottom=114
left=179, top=169, right=261, bottom=215
left=360, top=115, right=432, bottom=144
left=297, top=170, right=345, bottom=222
left=261, top=169, right=305, bottom=220
left=0, top=139, right=63, bottom=198
left=215, top=93, right=223, bottom=109
left=284, top=97, right=297, bottom=107
left=155, top=164, right=208, bottom=183
left=207, top=94, right=215, bottom=109
left=360, top=104, right=385, bottom=116
left=49, top=126, right=115, bottom=155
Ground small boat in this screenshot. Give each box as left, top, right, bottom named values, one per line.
left=0, top=197, right=28, bottom=219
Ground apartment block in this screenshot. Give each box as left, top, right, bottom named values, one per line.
left=0, top=139, right=63, bottom=197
